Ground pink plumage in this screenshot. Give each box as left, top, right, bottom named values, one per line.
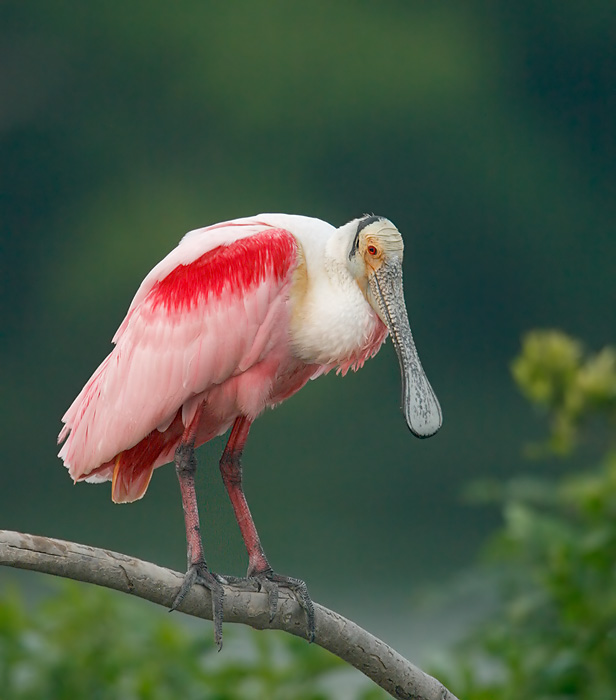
left=58, top=220, right=322, bottom=502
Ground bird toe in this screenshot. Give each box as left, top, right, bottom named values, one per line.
left=250, top=569, right=315, bottom=643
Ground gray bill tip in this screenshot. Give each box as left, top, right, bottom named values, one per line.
left=402, top=364, right=442, bottom=438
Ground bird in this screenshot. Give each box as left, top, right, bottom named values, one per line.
left=58, top=213, right=442, bottom=648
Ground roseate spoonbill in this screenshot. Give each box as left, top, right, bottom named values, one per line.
left=58, top=213, right=442, bottom=647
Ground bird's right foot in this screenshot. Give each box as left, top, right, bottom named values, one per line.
left=170, top=561, right=226, bottom=650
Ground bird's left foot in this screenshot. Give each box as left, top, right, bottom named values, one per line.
left=249, top=569, right=315, bottom=642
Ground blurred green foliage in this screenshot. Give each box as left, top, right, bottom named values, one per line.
left=438, top=330, right=616, bottom=699
left=512, top=331, right=616, bottom=454
left=0, top=582, right=382, bottom=700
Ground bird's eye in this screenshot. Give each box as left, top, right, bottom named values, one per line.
left=367, top=245, right=378, bottom=256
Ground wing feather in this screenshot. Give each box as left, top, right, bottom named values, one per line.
left=59, top=223, right=299, bottom=481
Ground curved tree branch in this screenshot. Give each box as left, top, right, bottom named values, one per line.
left=0, top=530, right=458, bottom=700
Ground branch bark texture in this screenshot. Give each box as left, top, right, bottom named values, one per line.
left=0, top=530, right=458, bottom=700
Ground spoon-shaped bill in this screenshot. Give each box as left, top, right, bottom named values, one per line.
left=369, top=260, right=442, bottom=438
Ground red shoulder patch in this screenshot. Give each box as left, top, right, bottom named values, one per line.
left=148, top=229, right=297, bottom=312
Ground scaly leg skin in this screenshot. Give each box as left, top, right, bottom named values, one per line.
left=219, top=416, right=316, bottom=642
left=170, top=408, right=226, bottom=650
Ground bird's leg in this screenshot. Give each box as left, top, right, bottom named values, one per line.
left=219, top=416, right=315, bottom=642
left=170, top=404, right=225, bottom=650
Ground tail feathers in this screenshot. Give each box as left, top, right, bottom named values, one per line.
left=73, top=409, right=185, bottom=503
left=111, top=455, right=156, bottom=503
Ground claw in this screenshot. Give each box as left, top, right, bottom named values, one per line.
left=255, top=575, right=279, bottom=621
left=251, top=570, right=315, bottom=642
left=171, top=561, right=225, bottom=650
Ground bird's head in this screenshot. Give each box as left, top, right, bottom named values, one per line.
left=346, top=215, right=443, bottom=438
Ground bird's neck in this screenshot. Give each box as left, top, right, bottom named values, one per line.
left=288, top=246, right=386, bottom=369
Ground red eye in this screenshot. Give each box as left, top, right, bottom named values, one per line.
left=367, top=245, right=378, bottom=256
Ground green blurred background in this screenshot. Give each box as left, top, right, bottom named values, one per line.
left=1, top=0, right=614, bottom=659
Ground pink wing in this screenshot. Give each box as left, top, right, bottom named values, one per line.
left=58, top=220, right=299, bottom=500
